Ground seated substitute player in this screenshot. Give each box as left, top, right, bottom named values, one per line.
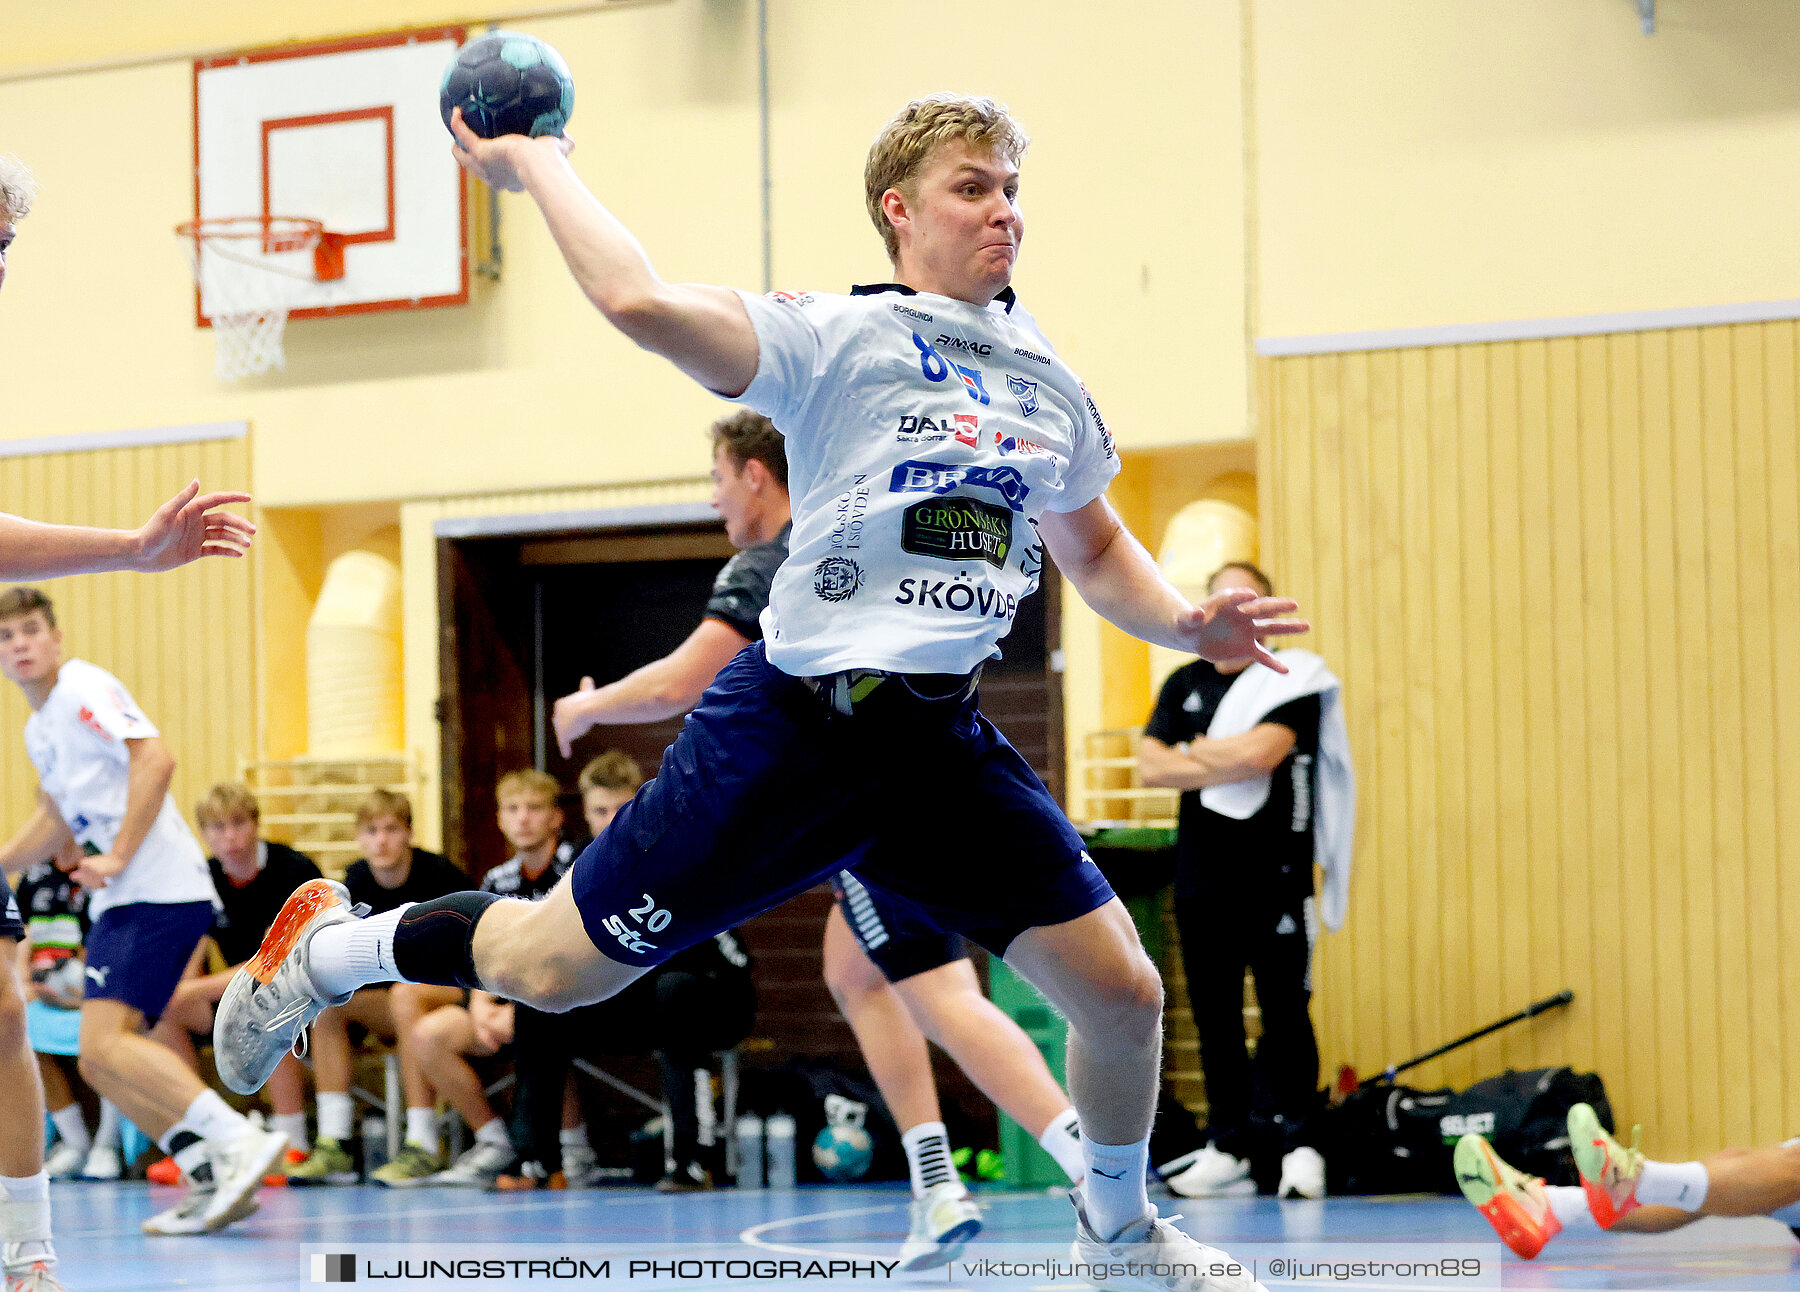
left=281, top=791, right=464, bottom=1185
left=496, top=754, right=753, bottom=1193
left=407, top=770, right=578, bottom=1188
left=0, top=587, right=286, bottom=1240
left=150, top=784, right=322, bottom=1161
left=555, top=410, right=1085, bottom=1263
left=1456, top=1103, right=1800, bottom=1260
left=218, top=93, right=1305, bottom=1292
left=0, top=149, right=255, bottom=1292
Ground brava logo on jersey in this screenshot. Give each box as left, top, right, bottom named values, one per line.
left=888, top=460, right=1030, bottom=512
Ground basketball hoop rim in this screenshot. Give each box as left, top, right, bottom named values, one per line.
left=175, top=215, right=346, bottom=281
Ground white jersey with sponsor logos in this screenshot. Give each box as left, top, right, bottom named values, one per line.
left=23, top=658, right=217, bottom=920
left=731, top=284, right=1120, bottom=677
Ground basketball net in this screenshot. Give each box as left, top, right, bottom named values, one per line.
left=176, top=217, right=344, bottom=381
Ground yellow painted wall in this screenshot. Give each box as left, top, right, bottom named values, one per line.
left=0, top=435, right=255, bottom=841
left=0, top=0, right=1249, bottom=509
left=1261, top=322, right=1800, bottom=1159
left=1255, top=0, right=1800, bottom=337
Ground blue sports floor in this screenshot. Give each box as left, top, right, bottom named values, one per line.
left=39, top=1178, right=1800, bottom=1291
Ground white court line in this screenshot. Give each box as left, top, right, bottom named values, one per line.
left=739, top=1203, right=904, bottom=1259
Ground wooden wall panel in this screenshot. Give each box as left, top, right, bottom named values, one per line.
left=0, top=435, right=254, bottom=856
left=1262, top=323, right=1800, bottom=1158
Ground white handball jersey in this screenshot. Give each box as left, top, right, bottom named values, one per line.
left=731, top=284, right=1120, bottom=677
left=24, top=658, right=217, bottom=920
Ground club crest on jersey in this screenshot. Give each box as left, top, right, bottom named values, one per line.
left=1006, top=374, right=1040, bottom=418
left=889, top=460, right=1031, bottom=512
left=814, top=556, right=866, bottom=603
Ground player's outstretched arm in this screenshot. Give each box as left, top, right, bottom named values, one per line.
left=1038, top=496, right=1308, bottom=672
left=0, top=794, right=75, bottom=877
left=551, top=617, right=750, bottom=756
left=0, top=480, right=254, bottom=579
left=450, top=111, right=759, bottom=397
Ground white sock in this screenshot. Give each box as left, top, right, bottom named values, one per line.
left=559, top=1125, right=589, bottom=1149
left=0, top=1172, right=52, bottom=1246
left=1081, top=1133, right=1151, bottom=1240
left=1038, top=1108, right=1085, bottom=1183
left=900, top=1121, right=959, bottom=1198
left=478, top=1119, right=512, bottom=1150
left=1545, top=1185, right=1598, bottom=1230
left=1637, top=1159, right=1710, bottom=1210
left=157, top=1089, right=250, bottom=1154
left=316, top=1092, right=354, bottom=1143
left=309, top=907, right=411, bottom=998
left=405, top=1107, right=441, bottom=1156
left=92, top=1100, right=121, bottom=1150
left=49, top=1105, right=89, bottom=1155
left=273, top=1112, right=310, bottom=1154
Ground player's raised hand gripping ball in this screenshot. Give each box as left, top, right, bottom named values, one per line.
left=440, top=32, right=574, bottom=139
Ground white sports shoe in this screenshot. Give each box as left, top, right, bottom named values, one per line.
left=2, top=1244, right=66, bottom=1292
left=1070, top=1188, right=1266, bottom=1292
left=1277, top=1146, right=1325, bottom=1200
left=212, top=879, right=358, bottom=1095
left=896, top=1182, right=983, bottom=1271
left=1165, top=1145, right=1253, bottom=1198
left=141, top=1128, right=287, bottom=1236
left=77, top=1144, right=121, bottom=1181
left=428, top=1139, right=515, bottom=1188
left=561, top=1144, right=598, bottom=1187
left=41, top=1141, right=86, bottom=1182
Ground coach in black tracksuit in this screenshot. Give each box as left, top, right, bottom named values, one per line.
left=1139, top=562, right=1324, bottom=1189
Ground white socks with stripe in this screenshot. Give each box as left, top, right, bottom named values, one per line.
left=901, top=1121, right=960, bottom=1198
left=1081, top=1133, right=1151, bottom=1240
left=1544, top=1185, right=1598, bottom=1230
left=1638, top=1160, right=1710, bottom=1210
left=1038, top=1108, right=1085, bottom=1183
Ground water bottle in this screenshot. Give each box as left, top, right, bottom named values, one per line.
left=362, top=1115, right=387, bottom=1174
left=735, top=1114, right=764, bottom=1188
left=765, top=1112, right=796, bottom=1189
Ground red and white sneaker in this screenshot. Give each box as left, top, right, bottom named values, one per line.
left=212, top=879, right=359, bottom=1095
left=1453, top=1134, right=1561, bottom=1260
left=1568, top=1102, right=1643, bottom=1228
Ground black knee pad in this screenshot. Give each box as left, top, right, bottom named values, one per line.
left=393, top=891, right=502, bottom=990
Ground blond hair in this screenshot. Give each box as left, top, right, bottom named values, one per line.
left=496, top=769, right=561, bottom=805
left=0, top=156, right=35, bottom=223
left=354, top=788, right=413, bottom=830
left=864, top=95, right=1029, bottom=261
left=578, top=750, right=644, bottom=795
left=196, top=782, right=260, bottom=827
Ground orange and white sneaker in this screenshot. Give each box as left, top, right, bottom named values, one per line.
left=1568, top=1102, right=1643, bottom=1228
left=1453, top=1134, right=1561, bottom=1260
left=212, top=879, right=360, bottom=1095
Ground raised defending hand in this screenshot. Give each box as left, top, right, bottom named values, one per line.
left=449, top=107, right=573, bottom=192
left=552, top=676, right=599, bottom=759
left=1174, top=587, right=1309, bottom=674
left=134, top=480, right=255, bottom=572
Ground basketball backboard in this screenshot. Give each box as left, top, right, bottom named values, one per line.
left=193, top=28, right=468, bottom=324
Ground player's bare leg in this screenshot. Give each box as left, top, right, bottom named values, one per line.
left=894, top=960, right=1079, bottom=1147
left=822, top=911, right=941, bottom=1127
left=822, top=908, right=983, bottom=1269
left=0, top=949, right=61, bottom=1289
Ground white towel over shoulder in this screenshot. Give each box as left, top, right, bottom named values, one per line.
left=1199, top=650, right=1356, bottom=931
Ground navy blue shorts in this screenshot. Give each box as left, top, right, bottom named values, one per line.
left=84, top=901, right=215, bottom=1025
left=572, top=643, right=1113, bottom=967
left=0, top=890, right=20, bottom=943
left=831, top=869, right=966, bottom=983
